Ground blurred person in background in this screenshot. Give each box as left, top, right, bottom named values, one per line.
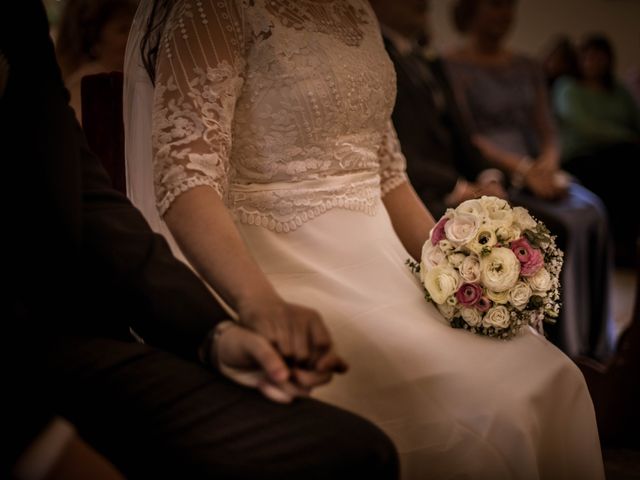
left=445, top=0, right=614, bottom=359
left=553, top=34, right=640, bottom=267
left=624, top=65, right=640, bottom=108
left=541, top=35, right=579, bottom=91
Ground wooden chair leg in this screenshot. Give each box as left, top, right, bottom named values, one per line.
left=576, top=236, right=640, bottom=447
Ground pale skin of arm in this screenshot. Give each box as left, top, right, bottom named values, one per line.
left=165, top=180, right=435, bottom=309
left=165, top=180, right=436, bottom=317
left=382, top=182, right=436, bottom=261
left=165, top=186, right=347, bottom=397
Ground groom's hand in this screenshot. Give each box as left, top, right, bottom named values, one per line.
left=236, top=295, right=348, bottom=374
left=208, top=321, right=346, bottom=403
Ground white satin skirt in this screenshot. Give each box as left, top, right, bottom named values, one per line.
left=238, top=200, right=604, bottom=480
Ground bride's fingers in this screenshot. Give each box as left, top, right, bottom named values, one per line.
left=307, top=316, right=331, bottom=366
left=290, top=318, right=311, bottom=365
left=315, top=350, right=349, bottom=374
left=273, top=317, right=294, bottom=360
left=292, top=368, right=332, bottom=389
left=310, top=318, right=331, bottom=350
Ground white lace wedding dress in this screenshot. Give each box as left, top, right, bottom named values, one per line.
left=124, top=1, right=604, bottom=478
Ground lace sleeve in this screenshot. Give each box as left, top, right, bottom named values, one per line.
left=378, top=119, right=408, bottom=196
left=152, top=0, right=246, bottom=216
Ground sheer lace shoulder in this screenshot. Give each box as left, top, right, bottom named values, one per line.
left=152, top=0, right=246, bottom=215
left=151, top=0, right=406, bottom=231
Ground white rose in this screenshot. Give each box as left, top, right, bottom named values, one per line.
left=419, top=262, right=428, bottom=285
left=495, top=225, right=521, bottom=243
left=480, top=195, right=511, bottom=212
left=423, top=265, right=461, bottom=304
left=486, top=289, right=509, bottom=304
left=480, top=247, right=521, bottom=292
left=512, top=206, right=537, bottom=231
left=461, top=307, right=482, bottom=327
left=459, top=255, right=481, bottom=283
left=527, top=267, right=552, bottom=293
left=508, top=282, right=532, bottom=310
left=437, top=302, right=458, bottom=320
left=421, top=241, right=447, bottom=271
left=438, top=239, right=456, bottom=253
left=444, top=212, right=481, bottom=247
left=480, top=196, right=513, bottom=228
left=456, top=198, right=487, bottom=218
left=448, top=252, right=466, bottom=268
left=468, top=229, right=498, bottom=255
left=482, top=305, right=511, bottom=329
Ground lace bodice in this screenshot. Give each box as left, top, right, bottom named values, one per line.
left=152, top=0, right=407, bottom=232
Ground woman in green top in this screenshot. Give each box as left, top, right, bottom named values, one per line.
left=553, top=34, right=640, bottom=266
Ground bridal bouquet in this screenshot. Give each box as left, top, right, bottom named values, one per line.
left=409, top=196, right=563, bottom=339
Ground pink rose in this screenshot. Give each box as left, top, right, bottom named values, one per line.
left=520, top=249, right=544, bottom=276
left=510, top=237, right=544, bottom=277
left=455, top=283, right=483, bottom=307
left=476, top=296, right=492, bottom=312
left=431, top=217, right=449, bottom=246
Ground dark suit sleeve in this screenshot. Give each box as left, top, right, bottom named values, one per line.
left=386, top=44, right=458, bottom=218
left=398, top=127, right=456, bottom=218
left=79, top=120, right=229, bottom=360
left=2, top=2, right=228, bottom=471
left=388, top=47, right=498, bottom=218
left=430, top=58, right=494, bottom=178
left=2, top=0, right=228, bottom=362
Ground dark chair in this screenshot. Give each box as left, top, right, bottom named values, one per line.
left=81, top=71, right=126, bottom=194
left=577, top=237, right=640, bottom=447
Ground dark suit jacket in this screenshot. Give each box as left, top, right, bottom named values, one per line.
left=2, top=1, right=228, bottom=466
left=385, top=38, right=491, bottom=218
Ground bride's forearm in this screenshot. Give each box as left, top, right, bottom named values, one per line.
left=382, top=182, right=435, bottom=261
left=163, top=185, right=278, bottom=309
left=163, top=186, right=342, bottom=374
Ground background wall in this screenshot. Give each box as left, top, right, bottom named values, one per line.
left=430, top=0, right=640, bottom=77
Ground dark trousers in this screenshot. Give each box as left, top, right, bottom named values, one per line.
left=36, top=336, right=399, bottom=479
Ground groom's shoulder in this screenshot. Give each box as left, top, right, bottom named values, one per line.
left=0, top=1, right=50, bottom=44
left=0, top=1, right=58, bottom=73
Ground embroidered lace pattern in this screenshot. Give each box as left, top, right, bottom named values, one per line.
left=152, top=0, right=408, bottom=232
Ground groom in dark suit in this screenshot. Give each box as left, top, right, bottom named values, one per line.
left=3, top=2, right=397, bottom=478
left=370, top=0, right=506, bottom=220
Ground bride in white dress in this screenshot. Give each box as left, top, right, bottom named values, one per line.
left=123, top=0, right=604, bottom=478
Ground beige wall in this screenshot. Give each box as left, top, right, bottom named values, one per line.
left=430, top=0, right=640, bottom=76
